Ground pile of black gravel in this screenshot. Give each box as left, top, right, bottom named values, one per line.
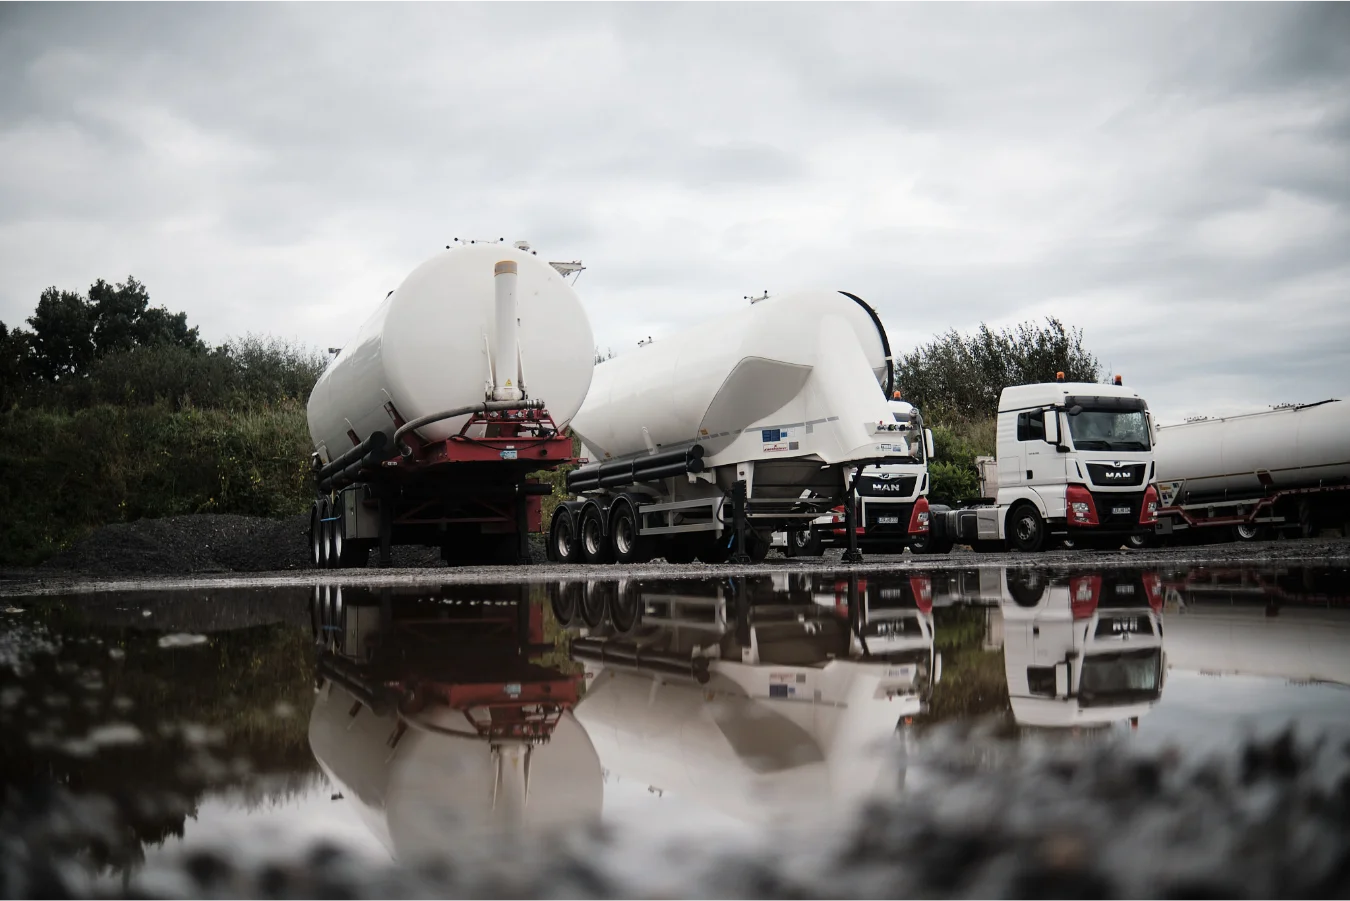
left=37, top=514, right=551, bottom=577
left=37, top=514, right=444, bottom=576
left=3, top=728, right=1347, bottom=898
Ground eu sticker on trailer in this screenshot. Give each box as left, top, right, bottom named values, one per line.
left=500, top=448, right=518, bottom=460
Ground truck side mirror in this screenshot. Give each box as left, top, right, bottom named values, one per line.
left=924, top=429, right=935, bottom=459
left=1147, top=411, right=1157, bottom=446
left=1043, top=412, right=1060, bottom=446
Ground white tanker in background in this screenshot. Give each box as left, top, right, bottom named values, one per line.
left=1148, top=398, right=1350, bottom=545
left=307, top=584, right=603, bottom=855
left=547, top=574, right=938, bottom=822
left=548, top=290, right=935, bottom=565
left=305, top=240, right=594, bottom=568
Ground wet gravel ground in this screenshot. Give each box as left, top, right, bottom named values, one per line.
left=1, top=513, right=1346, bottom=597
left=3, top=728, right=1347, bottom=898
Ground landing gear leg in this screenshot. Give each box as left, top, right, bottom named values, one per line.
left=730, top=480, right=751, bottom=565
left=843, top=465, right=864, bottom=564
left=377, top=490, right=393, bottom=568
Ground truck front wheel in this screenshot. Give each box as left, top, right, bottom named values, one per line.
left=1007, top=504, right=1046, bottom=553
left=786, top=527, right=824, bottom=558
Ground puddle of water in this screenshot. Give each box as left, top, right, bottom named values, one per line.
left=2, top=563, right=1349, bottom=887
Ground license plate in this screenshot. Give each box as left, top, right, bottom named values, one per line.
left=1115, top=584, right=1135, bottom=595
left=1112, top=506, right=1130, bottom=515
left=877, top=516, right=899, bottom=525
left=1110, top=618, right=1141, bottom=633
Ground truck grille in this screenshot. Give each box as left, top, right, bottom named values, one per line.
left=1080, top=464, right=1144, bottom=486
left=865, top=502, right=914, bottom=532
left=857, top=475, right=918, bottom=498
left=1085, top=463, right=1147, bottom=487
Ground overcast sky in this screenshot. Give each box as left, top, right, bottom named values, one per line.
left=1, top=3, right=1346, bottom=423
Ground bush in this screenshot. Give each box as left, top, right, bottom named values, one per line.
left=0, top=400, right=313, bottom=566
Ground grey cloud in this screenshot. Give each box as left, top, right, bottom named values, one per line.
left=0, top=3, right=1346, bottom=423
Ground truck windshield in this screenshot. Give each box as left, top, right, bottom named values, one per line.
left=1079, top=649, right=1162, bottom=706
left=1067, top=409, right=1151, bottom=451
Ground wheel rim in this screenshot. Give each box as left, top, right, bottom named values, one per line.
left=583, top=515, right=604, bottom=557
left=318, top=502, right=331, bottom=565
left=1015, top=513, right=1038, bottom=543
left=310, top=507, right=322, bottom=566
left=555, top=514, right=574, bottom=559
left=793, top=530, right=811, bottom=549
left=615, top=514, right=634, bottom=557
left=1237, top=524, right=1260, bottom=540
left=332, top=506, right=344, bottom=561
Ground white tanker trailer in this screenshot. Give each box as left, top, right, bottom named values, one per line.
left=304, top=239, right=595, bottom=568
left=550, top=577, right=936, bottom=823
left=309, top=683, right=603, bottom=856
left=307, top=583, right=604, bottom=855
left=1150, top=398, right=1350, bottom=544
left=547, top=290, right=936, bottom=565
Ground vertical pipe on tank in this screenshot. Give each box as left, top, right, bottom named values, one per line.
left=493, top=260, right=523, bottom=402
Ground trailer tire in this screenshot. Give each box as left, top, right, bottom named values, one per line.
left=1126, top=532, right=1157, bottom=550
left=549, top=507, right=582, bottom=564
left=911, top=533, right=954, bottom=555
left=1234, top=523, right=1267, bottom=541
left=549, top=581, right=582, bottom=627
left=579, top=504, right=613, bottom=564
left=580, top=582, right=609, bottom=628
left=607, top=582, right=643, bottom=634
left=309, top=502, right=323, bottom=568
left=1007, top=503, right=1046, bottom=553
left=609, top=500, right=651, bottom=564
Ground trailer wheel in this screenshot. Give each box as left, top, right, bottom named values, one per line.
left=549, top=507, right=582, bottom=564
left=1126, top=533, right=1157, bottom=550
left=786, top=527, right=824, bottom=558
left=548, top=581, right=582, bottom=627
left=609, top=501, right=651, bottom=564
left=1234, top=523, right=1267, bottom=541
left=316, top=498, right=334, bottom=568
left=912, top=534, right=954, bottom=555
left=579, top=505, right=613, bottom=564
left=607, top=582, right=643, bottom=633
left=1007, top=504, right=1046, bottom=553
left=580, top=581, right=609, bottom=627
left=309, top=502, right=323, bottom=568
left=331, top=500, right=346, bottom=568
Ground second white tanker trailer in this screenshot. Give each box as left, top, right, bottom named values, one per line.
left=1148, top=398, right=1350, bottom=545
left=305, top=240, right=594, bottom=568
left=546, top=290, right=935, bottom=565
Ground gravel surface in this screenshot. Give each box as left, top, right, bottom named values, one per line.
left=3, top=728, right=1347, bottom=898
left=2, top=513, right=1346, bottom=598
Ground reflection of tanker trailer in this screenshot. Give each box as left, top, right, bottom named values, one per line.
left=548, top=577, right=936, bottom=823
left=992, top=568, right=1166, bottom=728
left=1159, top=570, right=1350, bottom=684
left=307, top=585, right=603, bottom=855
left=547, top=290, right=935, bottom=566
left=305, top=240, right=594, bottom=568
left=1150, top=399, right=1350, bottom=545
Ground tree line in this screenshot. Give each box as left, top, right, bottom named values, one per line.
left=1, top=277, right=326, bottom=411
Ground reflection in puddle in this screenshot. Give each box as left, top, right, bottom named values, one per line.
left=1, top=562, right=1347, bottom=882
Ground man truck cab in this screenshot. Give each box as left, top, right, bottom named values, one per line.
left=996, top=568, right=1167, bottom=729
left=934, top=375, right=1160, bottom=552
left=783, top=395, right=939, bottom=557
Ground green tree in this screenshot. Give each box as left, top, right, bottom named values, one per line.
left=26, top=287, right=96, bottom=381
left=897, top=317, right=1101, bottom=422
left=0, top=321, right=33, bottom=411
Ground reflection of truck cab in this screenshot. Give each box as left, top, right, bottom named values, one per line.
left=781, top=397, right=939, bottom=557
left=307, top=585, right=603, bottom=855
left=553, top=576, right=938, bottom=823
left=994, top=569, right=1166, bottom=728
left=934, top=377, right=1160, bottom=552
